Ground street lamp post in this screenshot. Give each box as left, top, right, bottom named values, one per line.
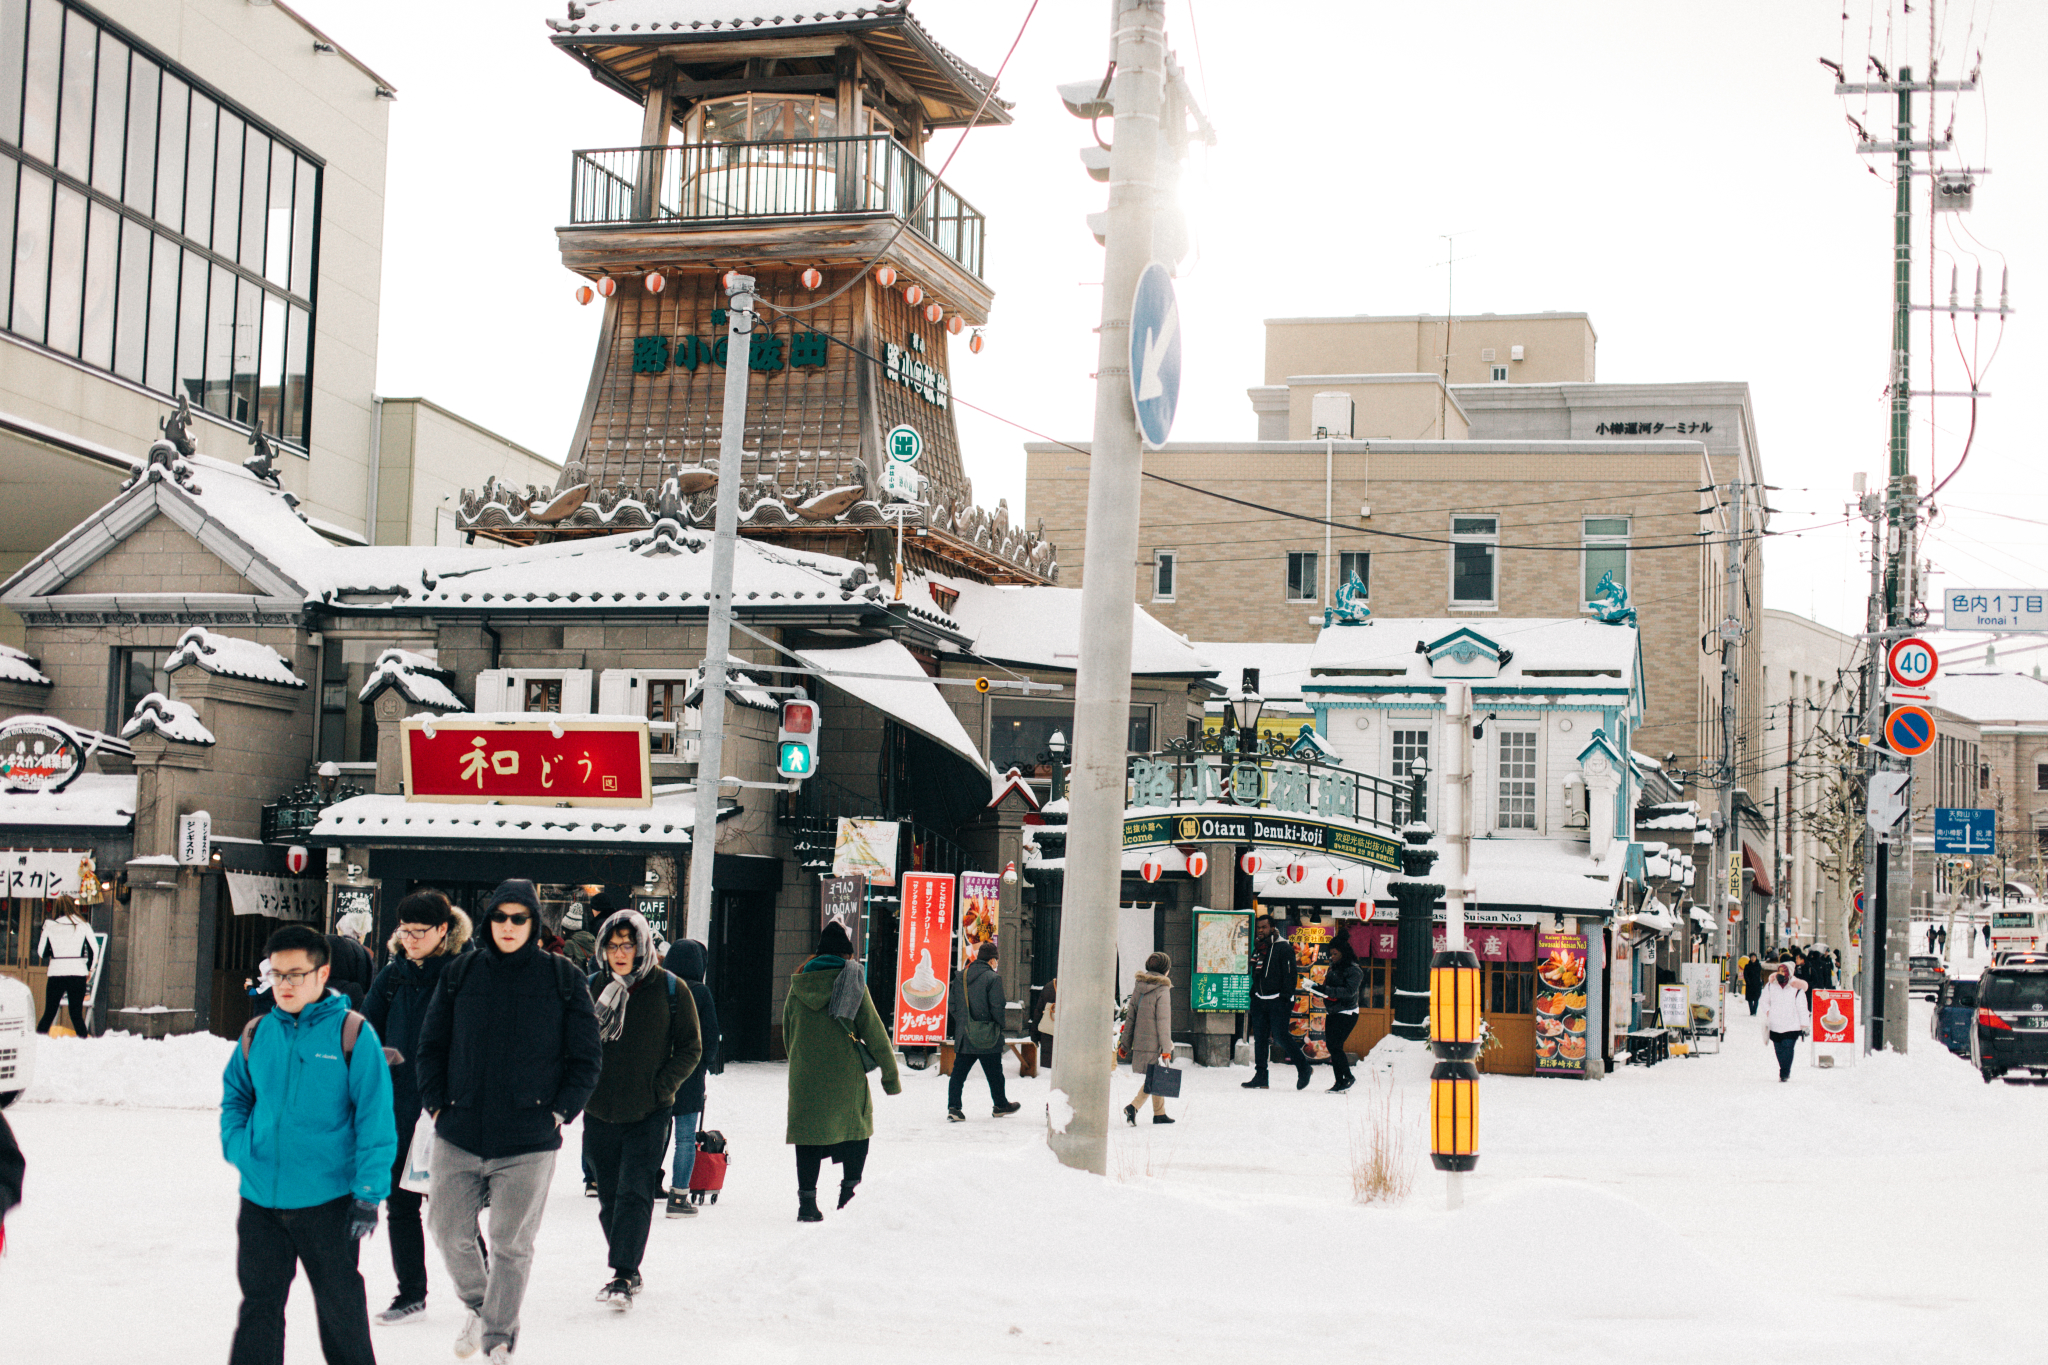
left=1047, top=729, right=1067, bottom=804
left=1230, top=668, right=1265, bottom=755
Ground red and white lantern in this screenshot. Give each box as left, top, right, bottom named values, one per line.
left=1325, top=873, right=1348, bottom=899
left=643, top=271, right=665, bottom=294
left=286, top=846, right=309, bottom=876
left=923, top=301, right=944, bottom=324
left=1140, top=856, right=1164, bottom=884
left=595, top=276, right=617, bottom=297
left=1240, top=851, right=1266, bottom=876
left=800, top=267, right=824, bottom=290
left=574, top=284, right=595, bottom=306
left=874, top=265, right=898, bottom=288
left=903, top=283, right=924, bottom=306
left=969, top=330, right=985, bottom=354
left=946, top=314, right=965, bottom=335
left=1285, top=861, right=1308, bottom=884
left=1185, top=850, right=1209, bottom=879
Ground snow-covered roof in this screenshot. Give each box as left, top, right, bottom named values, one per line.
left=0, top=644, right=51, bottom=687
left=119, top=694, right=214, bottom=745
left=1466, top=838, right=1628, bottom=913
left=795, top=639, right=984, bottom=770
left=0, top=773, right=136, bottom=829
left=1190, top=641, right=1316, bottom=704
left=358, top=649, right=465, bottom=712
left=937, top=576, right=1216, bottom=677
left=1309, top=618, right=1640, bottom=692
left=308, top=789, right=709, bottom=848
left=165, top=627, right=304, bottom=689
left=1932, top=670, right=2048, bottom=726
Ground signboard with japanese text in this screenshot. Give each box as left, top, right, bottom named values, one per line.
left=328, top=882, right=377, bottom=933
left=227, top=871, right=322, bottom=923
left=1288, top=921, right=1335, bottom=1060
left=1123, top=810, right=1402, bottom=872
left=1533, top=932, right=1589, bottom=1077
left=402, top=718, right=652, bottom=807
left=832, top=818, right=900, bottom=888
left=1934, top=807, right=1997, bottom=854
left=893, top=871, right=955, bottom=1046
left=178, top=811, right=212, bottom=866
left=1944, top=589, right=2048, bottom=632
left=632, top=894, right=673, bottom=940
left=0, top=717, right=85, bottom=793
left=1811, top=989, right=1856, bottom=1046
left=821, top=874, right=864, bottom=951
left=957, top=871, right=1001, bottom=971
left=1, top=848, right=87, bottom=898
left=1192, top=909, right=1251, bottom=1011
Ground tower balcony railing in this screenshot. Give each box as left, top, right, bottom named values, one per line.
left=569, top=135, right=985, bottom=281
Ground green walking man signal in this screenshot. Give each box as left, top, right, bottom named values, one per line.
left=777, top=696, right=818, bottom=780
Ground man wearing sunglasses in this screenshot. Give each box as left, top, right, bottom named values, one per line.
left=220, top=923, right=396, bottom=1365
left=416, top=880, right=600, bottom=1363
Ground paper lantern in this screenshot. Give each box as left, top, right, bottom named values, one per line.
left=644, top=271, right=665, bottom=294
left=1326, top=873, right=1347, bottom=899
left=969, top=330, right=985, bottom=354
left=801, top=267, right=823, bottom=290
left=924, top=301, right=944, bottom=324
left=574, top=285, right=595, bottom=306
left=1185, top=850, right=1209, bottom=879
left=1240, top=851, right=1265, bottom=876
left=903, top=284, right=924, bottom=306
left=1285, top=861, right=1307, bottom=884
left=595, top=276, right=617, bottom=297
left=1140, top=856, right=1163, bottom=884
left=874, top=265, right=898, bottom=288
left=946, top=314, right=965, bottom=335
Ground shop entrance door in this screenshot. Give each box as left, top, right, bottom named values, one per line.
left=1349, top=954, right=1394, bottom=1056
left=1481, top=959, right=1537, bottom=1075
left=712, top=888, right=776, bottom=1062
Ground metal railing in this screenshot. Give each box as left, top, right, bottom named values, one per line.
left=570, top=136, right=986, bottom=280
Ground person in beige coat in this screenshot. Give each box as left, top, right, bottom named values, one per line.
left=1121, top=953, right=1176, bottom=1126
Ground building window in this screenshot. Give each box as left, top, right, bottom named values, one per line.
left=990, top=698, right=1152, bottom=772
left=1337, top=551, right=1369, bottom=598
left=1450, top=516, right=1498, bottom=606
left=1286, top=551, right=1318, bottom=602
left=108, top=645, right=169, bottom=730
left=644, top=677, right=692, bottom=754
left=0, top=0, right=321, bottom=448
left=1497, top=729, right=1538, bottom=830
left=1391, top=727, right=1428, bottom=820
left=2037, top=761, right=2048, bottom=793
left=1582, top=517, right=1630, bottom=606
left=1490, top=365, right=1508, bottom=382
left=1152, top=550, right=1176, bottom=601
left=1981, top=762, right=1991, bottom=791
left=523, top=677, right=563, bottom=713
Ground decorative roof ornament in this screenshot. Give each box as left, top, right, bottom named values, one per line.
left=243, top=424, right=282, bottom=487
left=119, top=692, right=216, bottom=746
left=161, top=393, right=197, bottom=459
left=1323, top=570, right=1371, bottom=628
left=1589, top=570, right=1637, bottom=626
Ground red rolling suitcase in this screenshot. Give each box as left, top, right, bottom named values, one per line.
left=688, top=1128, right=728, bottom=1205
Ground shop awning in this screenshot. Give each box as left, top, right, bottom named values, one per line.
left=1466, top=839, right=1627, bottom=913
left=307, top=788, right=719, bottom=849
left=0, top=773, right=136, bottom=830
left=1743, top=842, right=1774, bottom=897
left=793, top=640, right=986, bottom=771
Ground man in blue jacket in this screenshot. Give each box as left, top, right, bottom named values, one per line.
left=221, top=923, right=396, bottom=1365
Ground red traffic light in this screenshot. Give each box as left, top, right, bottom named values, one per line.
left=780, top=701, right=816, bottom=735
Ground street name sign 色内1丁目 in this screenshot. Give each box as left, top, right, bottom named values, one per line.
left=1944, top=589, right=2048, bottom=632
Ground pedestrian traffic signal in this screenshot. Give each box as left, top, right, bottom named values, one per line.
left=777, top=698, right=818, bottom=780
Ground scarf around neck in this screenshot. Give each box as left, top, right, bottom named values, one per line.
left=592, top=908, right=660, bottom=1043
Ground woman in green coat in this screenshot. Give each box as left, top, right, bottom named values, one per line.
left=783, top=922, right=901, bottom=1222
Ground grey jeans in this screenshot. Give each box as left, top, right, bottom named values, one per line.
left=428, top=1137, right=557, bottom=1355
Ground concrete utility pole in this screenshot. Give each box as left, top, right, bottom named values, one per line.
left=684, top=275, right=757, bottom=945
left=1048, top=0, right=1167, bottom=1176
left=1717, top=479, right=1745, bottom=962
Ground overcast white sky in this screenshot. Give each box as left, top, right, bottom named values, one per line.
left=292, top=0, right=2046, bottom=654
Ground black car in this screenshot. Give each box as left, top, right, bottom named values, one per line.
left=1970, top=962, right=2048, bottom=1082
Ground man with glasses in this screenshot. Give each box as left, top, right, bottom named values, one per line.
left=417, top=881, right=600, bottom=1363
left=220, top=924, right=395, bottom=1365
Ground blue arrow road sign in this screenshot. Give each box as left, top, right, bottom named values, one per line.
left=1129, top=262, right=1182, bottom=449
left=1934, top=807, right=1996, bottom=854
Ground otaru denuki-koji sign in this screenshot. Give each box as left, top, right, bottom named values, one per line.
left=401, top=717, right=653, bottom=807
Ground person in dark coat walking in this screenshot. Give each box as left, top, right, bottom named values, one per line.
left=360, top=889, right=472, bottom=1325
left=784, top=922, right=901, bottom=1222
left=1121, top=953, right=1176, bottom=1125
left=1308, top=937, right=1362, bottom=1091
left=1742, top=954, right=1766, bottom=1015
left=1243, top=915, right=1312, bottom=1090
left=1803, top=945, right=1835, bottom=992
left=581, top=907, right=701, bottom=1308
left=325, top=921, right=376, bottom=1013
left=415, top=879, right=602, bottom=1363
left=658, top=937, right=721, bottom=1218
left=947, top=941, right=1020, bottom=1122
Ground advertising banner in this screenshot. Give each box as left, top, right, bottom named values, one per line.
left=1122, top=810, right=1403, bottom=872
left=957, top=872, right=1001, bottom=971
left=402, top=718, right=651, bottom=807
left=1534, top=932, right=1589, bottom=1077
left=1812, top=988, right=1856, bottom=1045
left=227, top=871, right=323, bottom=923
left=833, top=818, right=901, bottom=888
left=1289, top=921, right=1335, bottom=1060
left=820, top=874, right=864, bottom=951
left=893, top=871, right=955, bottom=1045
left=1192, top=909, right=1251, bottom=1011
left=0, top=848, right=89, bottom=899
left=329, top=883, right=377, bottom=933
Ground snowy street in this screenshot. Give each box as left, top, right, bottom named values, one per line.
left=3, top=996, right=2041, bottom=1364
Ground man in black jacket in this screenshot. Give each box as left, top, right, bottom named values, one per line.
left=947, top=941, right=1021, bottom=1122
left=659, top=938, right=722, bottom=1219
left=416, top=880, right=601, bottom=1362
left=1243, top=915, right=1313, bottom=1090
left=582, top=907, right=701, bottom=1309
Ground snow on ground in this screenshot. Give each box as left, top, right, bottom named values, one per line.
left=3, top=1003, right=2044, bottom=1363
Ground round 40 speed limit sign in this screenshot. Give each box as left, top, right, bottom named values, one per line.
left=1887, top=637, right=1939, bottom=690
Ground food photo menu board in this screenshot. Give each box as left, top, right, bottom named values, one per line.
left=1533, top=931, right=1589, bottom=1077
left=893, top=872, right=955, bottom=1046
left=1288, top=921, right=1335, bottom=1062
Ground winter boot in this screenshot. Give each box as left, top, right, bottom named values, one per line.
left=1295, top=1063, right=1314, bottom=1090
left=1152, top=1113, right=1175, bottom=1125
left=946, top=1107, right=967, bottom=1122
left=453, top=1310, right=484, bottom=1359
left=375, top=1295, right=425, bottom=1325
left=1124, top=1103, right=1138, bottom=1126
left=1241, top=1075, right=1269, bottom=1089
left=993, top=1100, right=1022, bottom=1117
left=837, top=1179, right=860, bottom=1210
left=798, top=1188, right=824, bottom=1223
left=666, top=1190, right=698, bottom=1218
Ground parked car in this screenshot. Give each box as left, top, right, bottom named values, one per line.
left=1931, top=976, right=1979, bottom=1057
left=1908, top=954, right=1947, bottom=999
left=1970, top=961, right=2048, bottom=1083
